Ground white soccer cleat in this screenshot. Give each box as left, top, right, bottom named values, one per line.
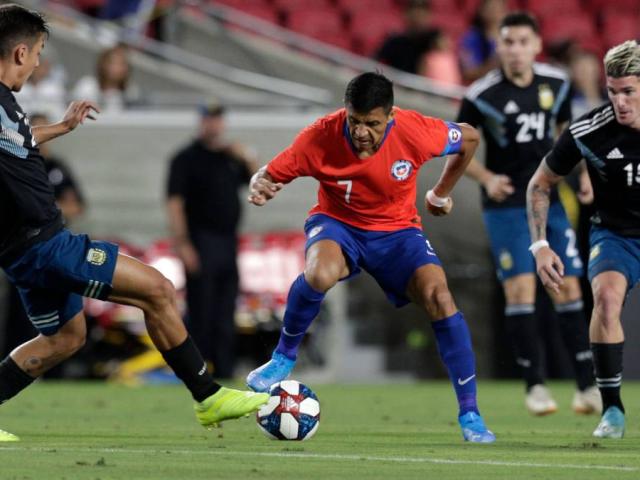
left=525, top=384, right=558, bottom=416
left=572, top=386, right=603, bottom=415
left=593, top=406, right=625, bottom=439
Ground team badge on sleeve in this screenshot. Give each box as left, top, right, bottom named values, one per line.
left=440, top=122, right=463, bottom=156
left=391, top=159, right=413, bottom=181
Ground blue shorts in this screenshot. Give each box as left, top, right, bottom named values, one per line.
left=304, top=214, right=442, bottom=307
left=3, top=229, right=119, bottom=336
left=482, top=202, right=583, bottom=282
left=588, top=226, right=640, bottom=291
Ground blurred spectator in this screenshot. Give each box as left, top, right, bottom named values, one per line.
left=72, top=45, right=140, bottom=111
left=375, top=0, right=439, bottom=74
left=569, top=50, right=606, bottom=118
left=459, top=0, right=507, bottom=83
left=14, top=47, right=67, bottom=116
left=417, top=30, right=462, bottom=85
left=0, top=113, right=85, bottom=359
left=166, top=102, right=257, bottom=379
left=100, top=0, right=145, bottom=20
left=100, top=0, right=160, bottom=37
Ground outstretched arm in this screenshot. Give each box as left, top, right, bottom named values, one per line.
left=248, top=166, right=284, bottom=206
left=526, top=158, right=565, bottom=293
left=426, top=123, right=479, bottom=216
left=32, top=101, right=99, bottom=145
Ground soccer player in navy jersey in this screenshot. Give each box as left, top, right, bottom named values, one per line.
left=457, top=12, right=599, bottom=416
left=0, top=4, right=267, bottom=442
left=528, top=40, right=640, bottom=439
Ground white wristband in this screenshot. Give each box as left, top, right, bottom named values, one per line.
left=528, top=240, right=550, bottom=255
left=426, top=189, right=450, bottom=207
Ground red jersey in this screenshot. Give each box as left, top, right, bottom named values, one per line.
left=267, top=107, right=462, bottom=231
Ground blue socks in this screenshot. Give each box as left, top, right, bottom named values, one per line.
left=275, top=274, right=325, bottom=360
left=432, top=311, right=479, bottom=416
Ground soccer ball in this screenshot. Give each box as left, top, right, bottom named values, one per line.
left=256, top=380, right=320, bottom=441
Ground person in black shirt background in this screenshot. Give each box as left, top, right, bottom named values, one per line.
left=457, top=13, right=598, bottom=416
left=528, top=40, right=640, bottom=439
left=375, top=0, right=438, bottom=74
left=166, top=102, right=257, bottom=379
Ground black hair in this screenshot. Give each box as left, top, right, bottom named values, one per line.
left=0, top=4, right=49, bottom=59
left=344, top=72, right=394, bottom=114
left=499, top=11, right=540, bottom=34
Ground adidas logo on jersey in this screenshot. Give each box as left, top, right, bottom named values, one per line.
left=606, top=148, right=624, bottom=159
left=503, top=100, right=520, bottom=114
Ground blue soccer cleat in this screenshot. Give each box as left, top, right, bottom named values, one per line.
left=458, top=411, right=496, bottom=443
left=246, top=351, right=296, bottom=392
left=593, top=406, right=625, bottom=439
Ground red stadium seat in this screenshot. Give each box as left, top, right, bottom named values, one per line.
left=524, top=0, right=581, bottom=20
left=429, top=12, right=469, bottom=43
left=353, top=31, right=389, bottom=56
left=274, top=0, right=334, bottom=15
left=586, top=0, right=640, bottom=14
left=339, top=0, right=398, bottom=19
left=349, top=11, right=404, bottom=38
left=350, top=11, right=404, bottom=56
left=286, top=8, right=344, bottom=39
left=542, top=15, right=596, bottom=45
left=602, top=14, right=640, bottom=49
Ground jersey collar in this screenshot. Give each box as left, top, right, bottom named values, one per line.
left=342, top=117, right=396, bottom=156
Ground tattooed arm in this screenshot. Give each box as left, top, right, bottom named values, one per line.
left=526, top=158, right=565, bottom=293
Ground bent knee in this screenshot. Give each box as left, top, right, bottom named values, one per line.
left=304, top=266, right=341, bottom=292
left=593, top=287, right=624, bottom=324
left=146, top=271, right=177, bottom=309
left=420, top=284, right=455, bottom=318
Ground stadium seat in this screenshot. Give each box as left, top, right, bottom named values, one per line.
left=541, top=15, right=596, bottom=45
left=286, top=8, right=345, bottom=40
left=350, top=12, right=404, bottom=56
left=429, top=12, right=469, bottom=43
left=353, top=31, right=390, bottom=57
left=461, top=0, right=521, bottom=17
left=275, top=0, right=334, bottom=15
left=339, top=0, right=398, bottom=19
left=524, top=0, right=581, bottom=20
left=601, top=14, right=640, bottom=49
left=586, top=0, right=640, bottom=14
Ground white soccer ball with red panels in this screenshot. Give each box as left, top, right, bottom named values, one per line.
left=256, top=380, right=320, bottom=441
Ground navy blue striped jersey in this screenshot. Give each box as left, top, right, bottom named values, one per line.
left=546, top=103, right=640, bottom=237
left=0, top=82, right=62, bottom=265
left=457, top=63, right=572, bottom=209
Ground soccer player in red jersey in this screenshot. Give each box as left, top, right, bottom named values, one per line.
left=246, top=72, right=495, bottom=443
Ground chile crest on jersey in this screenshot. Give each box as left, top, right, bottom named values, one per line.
left=390, top=159, right=413, bottom=181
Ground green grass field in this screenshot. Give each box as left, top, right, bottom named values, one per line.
left=0, top=380, right=638, bottom=480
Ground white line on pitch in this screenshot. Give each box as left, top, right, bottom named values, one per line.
left=0, top=446, right=636, bottom=472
